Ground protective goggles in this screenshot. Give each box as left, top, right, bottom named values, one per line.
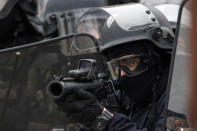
left=107, top=54, right=149, bottom=80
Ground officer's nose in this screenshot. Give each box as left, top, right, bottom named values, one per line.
left=121, top=70, right=126, bottom=76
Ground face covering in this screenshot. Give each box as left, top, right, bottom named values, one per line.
left=118, top=68, right=157, bottom=105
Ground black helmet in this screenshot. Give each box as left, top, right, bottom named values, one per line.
left=76, top=3, right=174, bottom=80
left=77, top=4, right=173, bottom=106
left=77, top=3, right=174, bottom=54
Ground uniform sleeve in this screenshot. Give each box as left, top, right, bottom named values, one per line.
left=106, top=113, right=147, bottom=131
left=105, top=83, right=166, bottom=131
left=106, top=93, right=166, bottom=131
left=154, top=91, right=166, bottom=131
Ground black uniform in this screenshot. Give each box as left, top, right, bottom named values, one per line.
left=105, top=67, right=169, bottom=131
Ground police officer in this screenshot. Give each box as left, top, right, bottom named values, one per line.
left=55, top=3, right=174, bottom=131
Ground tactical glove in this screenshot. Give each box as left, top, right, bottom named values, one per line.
left=54, top=87, right=104, bottom=127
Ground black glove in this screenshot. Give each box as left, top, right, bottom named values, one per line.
left=54, top=87, right=103, bottom=127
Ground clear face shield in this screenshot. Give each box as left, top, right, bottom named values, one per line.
left=107, top=54, right=149, bottom=80
left=77, top=13, right=108, bottom=40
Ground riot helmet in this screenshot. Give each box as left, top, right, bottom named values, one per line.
left=76, top=3, right=174, bottom=104
left=77, top=3, right=174, bottom=80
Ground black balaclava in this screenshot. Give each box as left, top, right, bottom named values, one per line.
left=119, top=67, right=158, bottom=105
left=104, top=41, right=160, bottom=105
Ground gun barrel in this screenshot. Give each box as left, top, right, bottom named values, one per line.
left=47, top=80, right=101, bottom=99
left=47, top=81, right=66, bottom=99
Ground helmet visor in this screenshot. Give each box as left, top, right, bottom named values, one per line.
left=107, top=54, right=149, bottom=80
left=77, top=12, right=108, bottom=40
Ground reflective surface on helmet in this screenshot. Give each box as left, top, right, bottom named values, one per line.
left=107, top=54, right=148, bottom=80
left=102, top=3, right=160, bottom=31
left=77, top=4, right=160, bottom=47
left=0, top=0, right=8, bottom=12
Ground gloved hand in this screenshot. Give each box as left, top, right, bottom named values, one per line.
left=54, top=87, right=104, bottom=127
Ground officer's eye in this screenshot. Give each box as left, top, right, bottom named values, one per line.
left=130, top=60, right=137, bottom=65
left=129, top=59, right=139, bottom=65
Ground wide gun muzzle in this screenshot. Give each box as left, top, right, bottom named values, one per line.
left=47, top=81, right=66, bottom=99
left=47, top=79, right=101, bottom=100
